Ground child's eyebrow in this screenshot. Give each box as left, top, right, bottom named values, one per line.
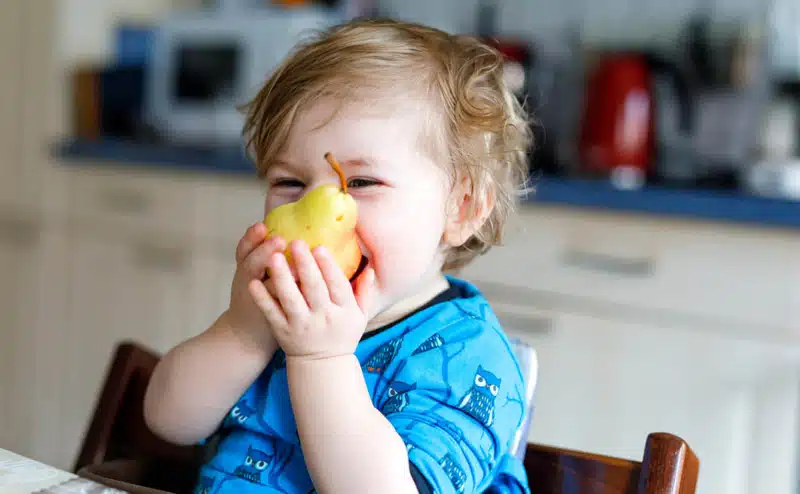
left=269, top=156, right=377, bottom=173
left=341, top=158, right=375, bottom=169
left=271, top=158, right=297, bottom=170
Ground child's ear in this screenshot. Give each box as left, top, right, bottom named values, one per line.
left=443, top=175, right=494, bottom=248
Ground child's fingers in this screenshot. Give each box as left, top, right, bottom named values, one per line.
left=291, top=240, right=330, bottom=310
left=268, top=252, right=309, bottom=324
left=235, top=223, right=268, bottom=264
left=242, top=235, right=286, bottom=280
left=315, top=246, right=354, bottom=307
left=248, top=279, right=287, bottom=330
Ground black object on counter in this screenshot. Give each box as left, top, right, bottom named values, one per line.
left=99, top=65, right=147, bottom=139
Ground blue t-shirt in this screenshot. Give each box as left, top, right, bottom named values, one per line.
left=194, top=276, right=530, bottom=494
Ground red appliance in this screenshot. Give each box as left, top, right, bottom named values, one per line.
left=578, top=53, right=693, bottom=180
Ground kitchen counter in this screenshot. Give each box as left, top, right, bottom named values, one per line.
left=55, top=138, right=800, bottom=230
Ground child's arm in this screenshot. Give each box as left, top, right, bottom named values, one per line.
left=250, top=238, right=528, bottom=492
left=249, top=240, right=418, bottom=492
left=144, top=224, right=286, bottom=445
left=287, top=355, right=417, bottom=493
left=143, top=311, right=277, bottom=445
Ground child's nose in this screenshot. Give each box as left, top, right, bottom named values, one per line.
left=301, top=177, right=342, bottom=196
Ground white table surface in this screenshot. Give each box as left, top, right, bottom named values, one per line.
left=0, top=448, right=127, bottom=493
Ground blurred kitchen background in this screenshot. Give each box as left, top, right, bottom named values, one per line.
left=0, top=0, right=798, bottom=493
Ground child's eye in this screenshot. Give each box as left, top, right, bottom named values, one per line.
left=272, top=178, right=305, bottom=188
left=347, top=177, right=379, bottom=188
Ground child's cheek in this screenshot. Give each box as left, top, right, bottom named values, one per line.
left=264, top=193, right=298, bottom=213
left=354, top=222, right=375, bottom=260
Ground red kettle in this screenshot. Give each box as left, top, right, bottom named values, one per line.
left=578, top=53, right=693, bottom=181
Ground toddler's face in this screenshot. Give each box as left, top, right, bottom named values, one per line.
left=263, top=98, right=452, bottom=322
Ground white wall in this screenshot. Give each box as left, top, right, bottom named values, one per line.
left=53, top=0, right=772, bottom=67
left=381, top=0, right=770, bottom=45
left=54, top=0, right=201, bottom=67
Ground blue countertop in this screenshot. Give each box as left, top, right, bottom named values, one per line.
left=56, top=138, right=800, bottom=230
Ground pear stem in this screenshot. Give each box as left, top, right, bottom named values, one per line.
left=324, top=152, right=347, bottom=194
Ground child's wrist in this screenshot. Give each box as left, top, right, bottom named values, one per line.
left=216, top=311, right=277, bottom=360
left=285, top=353, right=358, bottom=371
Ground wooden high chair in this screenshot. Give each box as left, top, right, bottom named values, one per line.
left=75, top=341, right=699, bottom=494
left=73, top=341, right=203, bottom=493
left=524, top=433, right=699, bottom=494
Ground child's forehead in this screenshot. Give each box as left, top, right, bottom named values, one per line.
left=275, top=96, right=442, bottom=164
left=294, top=95, right=432, bottom=132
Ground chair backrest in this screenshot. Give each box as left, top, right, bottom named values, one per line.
left=73, top=341, right=201, bottom=473
left=509, top=339, right=538, bottom=460
left=524, top=432, right=699, bottom=494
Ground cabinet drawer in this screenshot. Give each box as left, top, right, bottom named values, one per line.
left=460, top=206, right=800, bottom=340
left=67, top=166, right=201, bottom=237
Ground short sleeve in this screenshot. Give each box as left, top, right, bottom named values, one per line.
left=376, top=317, right=527, bottom=493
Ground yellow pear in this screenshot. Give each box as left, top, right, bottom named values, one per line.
left=264, top=152, right=363, bottom=280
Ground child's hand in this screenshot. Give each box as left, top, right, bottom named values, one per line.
left=224, top=223, right=287, bottom=350
left=248, top=239, right=377, bottom=360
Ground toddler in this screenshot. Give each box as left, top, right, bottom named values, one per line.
left=144, top=18, right=532, bottom=494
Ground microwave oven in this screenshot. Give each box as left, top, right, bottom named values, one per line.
left=144, top=7, right=343, bottom=146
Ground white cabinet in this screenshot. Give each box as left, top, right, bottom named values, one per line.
left=491, top=302, right=800, bottom=494
left=0, top=0, right=38, bottom=213
left=0, top=163, right=254, bottom=469
left=0, top=1, right=61, bottom=215
left=66, top=167, right=205, bottom=239
left=0, top=215, right=71, bottom=469
left=469, top=269, right=800, bottom=494
left=23, top=226, right=73, bottom=470
left=464, top=207, right=800, bottom=341
left=39, top=171, right=255, bottom=468
left=464, top=207, right=800, bottom=494
left=0, top=213, right=43, bottom=457
left=190, top=251, right=237, bottom=338
left=55, top=228, right=199, bottom=467
left=47, top=172, right=260, bottom=468
left=0, top=0, right=67, bottom=467
left=195, top=176, right=265, bottom=246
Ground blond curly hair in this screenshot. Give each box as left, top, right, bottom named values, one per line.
left=242, top=18, right=532, bottom=271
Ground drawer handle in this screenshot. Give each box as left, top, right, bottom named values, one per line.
left=132, top=244, right=189, bottom=272
left=496, top=310, right=554, bottom=334
left=561, top=249, right=654, bottom=278
left=97, top=188, right=151, bottom=215
left=0, top=216, right=39, bottom=247
left=489, top=301, right=555, bottom=335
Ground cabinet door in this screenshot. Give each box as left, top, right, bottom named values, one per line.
left=189, top=249, right=237, bottom=342
left=57, top=231, right=196, bottom=469
left=23, top=226, right=72, bottom=469
left=0, top=0, right=29, bottom=211
left=500, top=309, right=800, bottom=494
left=22, top=0, right=67, bottom=218
left=0, top=213, right=41, bottom=457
